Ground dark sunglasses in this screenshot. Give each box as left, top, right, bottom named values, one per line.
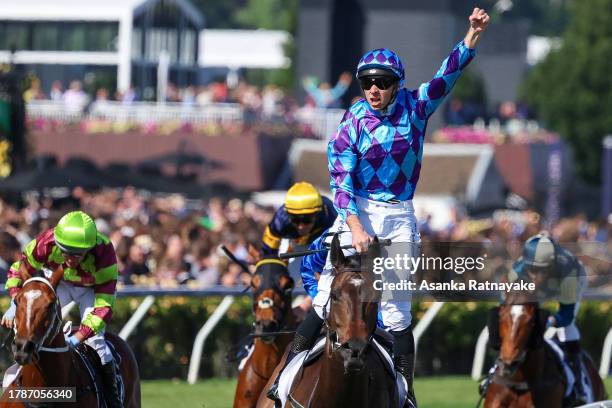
left=358, top=76, right=397, bottom=91
left=57, top=243, right=89, bottom=257
left=289, top=214, right=315, bottom=225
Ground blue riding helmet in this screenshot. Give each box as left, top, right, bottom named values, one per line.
left=356, top=48, right=405, bottom=87
left=522, top=233, right=556, bottom=268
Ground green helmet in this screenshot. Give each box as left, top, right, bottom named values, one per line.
left=54, top=211, right=97, bottom=253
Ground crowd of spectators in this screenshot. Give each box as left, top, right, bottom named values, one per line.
left=22, top=74, right=342, bottom=124
left=1, top=189, right=609, bottom=291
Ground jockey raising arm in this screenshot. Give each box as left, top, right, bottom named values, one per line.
left=333, top=8, right=489, bottom=253
left=1, top=211, right=123, bottom=408
left=267, top=9, right=490, bottom=407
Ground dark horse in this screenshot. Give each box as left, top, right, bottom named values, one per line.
left=233, top=258, right=298, bottom=408
left=0, top=268, right=141, bottom=407
left=484, top=300, right=606, bottom=407
left=258, top=235, right=397, bottom=408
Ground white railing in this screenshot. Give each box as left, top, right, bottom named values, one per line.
left=77, top=287, right=609, bottom=383
left=26, top=100, right=244, bottom=124
left=89, top=101, right=244, bottom=124
left=25, top=101, right=345, bottom=139
left=295, top=107, right=345, bottom=141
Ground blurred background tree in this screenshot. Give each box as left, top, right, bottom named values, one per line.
left=520, top=0, right=612, bottom=184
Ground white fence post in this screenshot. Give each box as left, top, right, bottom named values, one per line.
left=413, top=302, right=445, bottom=356
left=119, top=295, right=156, bottom=341
left=471, top=327, right=489, bottom=380
left=599, top=327, right=612, bottom=378
left=187, top=295, right=236, bottom=384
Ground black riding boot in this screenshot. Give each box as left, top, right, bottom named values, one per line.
left=101, top=362, right=123, bottom=408
left=562, top=341, right=587, bottom=404
left=391, top=327, right=417, bottom=408
left=267, top=309, right=323, bottom=406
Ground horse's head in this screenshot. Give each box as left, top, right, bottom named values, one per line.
left=497, top=301, right=546, bottom=377
left=327, top=234, right=381, bottom=373
left=12, top=269, right=64, bottom=365
left=250, top=258, right=294, bottom=341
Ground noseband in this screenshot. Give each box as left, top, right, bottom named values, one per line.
left=16, top=277, right=69, bottom=354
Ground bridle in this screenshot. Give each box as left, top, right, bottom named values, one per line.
left=15, top=277, right=69, bottom=354
left=323, top=261, right=376, bottom=354
left=251, top=259, right=295, bottom=341
left=494, top=305, right=538, bottom=384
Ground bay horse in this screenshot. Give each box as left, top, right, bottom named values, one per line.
left=0, top=268, right=141, bottom=407
left=484, top=301, right=606, bottom=407
left=233, top=258, right=298, bottom=408
left=257, top=235, right=397, bottom=408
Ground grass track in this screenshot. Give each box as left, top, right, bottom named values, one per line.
left=142, top=377, right=612, bottom=408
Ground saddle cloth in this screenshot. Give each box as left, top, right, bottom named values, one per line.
left=544, top=338, right=593, bottom=403
left=76, top=338, right=125, bottom=408
left=276, top=335, right=408, bottom=407
left=238, top=343, right=255, bottom=372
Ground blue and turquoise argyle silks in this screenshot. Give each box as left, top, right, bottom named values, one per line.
left=329, top=41, right=476, bottom=219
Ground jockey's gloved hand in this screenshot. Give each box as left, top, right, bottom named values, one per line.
left=65, top=334, right=80, bottom=348
left=546, top=315, right=557, bottom=328
left=1, top=300, right=16, bottom=326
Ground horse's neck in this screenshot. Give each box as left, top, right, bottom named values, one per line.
left=520, top=346, right=547, bottom=382
left=21, top=334, right=72, bottom=387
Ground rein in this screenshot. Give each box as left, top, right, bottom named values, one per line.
left=16, top=277, right=69, bottom=354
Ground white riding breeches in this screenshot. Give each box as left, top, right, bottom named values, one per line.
left=312, top=196, right=420, bottom=332
left=57, top=281, right=114, bottom=365
left=557, top=273, right=587, bottom=342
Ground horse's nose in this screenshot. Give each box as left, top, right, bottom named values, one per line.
left=347, top=339, right=367, bottom=358
left=13, top=338, right=35, bottom=364
left=255, top=319, right=279, bottom=333
left=499, top=359, right=518, bottom=377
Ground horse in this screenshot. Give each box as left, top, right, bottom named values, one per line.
left=0, top=268, right=141, bottom=407
left=257, top=235, right=397, bottom=408
left=484, top=301, right=606, bottom=408
left=233, top=258, right=299, bottom=408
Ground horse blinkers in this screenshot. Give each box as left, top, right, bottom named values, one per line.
left=251, top=260, right=293, bottom=338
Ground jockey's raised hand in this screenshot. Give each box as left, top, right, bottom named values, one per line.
left=465, top=8, right=490, bottom=48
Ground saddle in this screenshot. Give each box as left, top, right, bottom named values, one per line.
left=72, top=336, right=125, bottom=408
left=278, top=328, right=407, bottom=407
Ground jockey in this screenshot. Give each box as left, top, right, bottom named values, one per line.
left=261, top=181, right=336, bottom=259
left=1, top=211, right=122, bottom=408
left=490, top=233, right=589, bottom=403
left=261, top=181, right=336, bottom=306
left=268, top=9, right=490, bottom=407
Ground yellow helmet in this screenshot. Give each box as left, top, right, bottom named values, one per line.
left=285, top=182, right=323, bottom=215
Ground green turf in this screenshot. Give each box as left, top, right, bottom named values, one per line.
left=142, top=377, right=612, bottom=408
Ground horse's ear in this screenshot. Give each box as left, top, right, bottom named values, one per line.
left=48, top=267, right=64, bottom=290
left=364, top=236, right=381, bottom=273
left=368, top=236, right=381, bottom=259
left=247, top=244, right=261, bottom=264
left=18, top=263, right=32, bottom=284
left=329, top=233, right=345, bottom=270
